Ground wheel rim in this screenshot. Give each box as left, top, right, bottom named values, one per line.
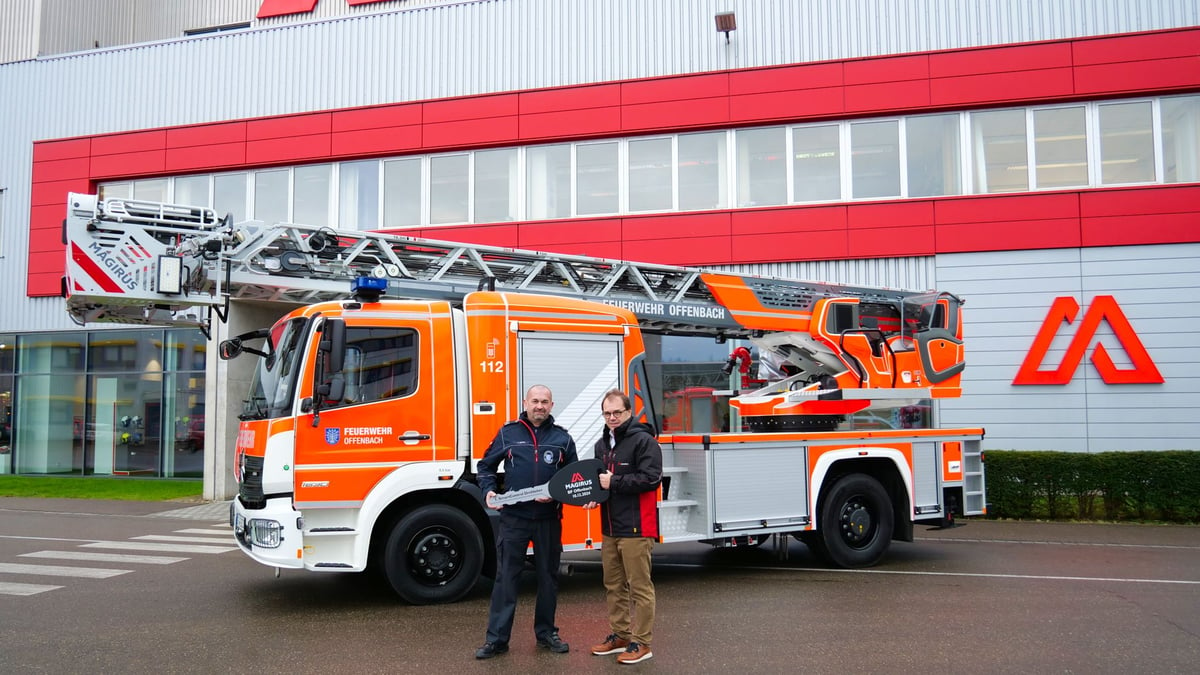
left=838, top=495, right=875, bottom=549
left=407, top=526, right=461, bottom=586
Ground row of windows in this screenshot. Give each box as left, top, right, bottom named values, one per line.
left=101, top=95, right=1200, bottom=230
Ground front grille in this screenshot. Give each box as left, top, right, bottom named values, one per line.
left=239, top=454, right=266, bottom=508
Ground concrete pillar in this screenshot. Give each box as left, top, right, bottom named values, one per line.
left=203, top=302, right=289, bottom=501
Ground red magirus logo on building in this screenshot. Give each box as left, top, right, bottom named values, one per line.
left=1013, top=295, right=1163, bottom=385
left=257, top=0, right=387, bottom=19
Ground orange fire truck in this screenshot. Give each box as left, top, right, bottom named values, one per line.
left=63, top=193, right=985, bottom=604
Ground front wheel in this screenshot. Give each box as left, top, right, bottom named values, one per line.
left=816, top=474, right=893, bottom=568
left=381, top=504, right=483, bottom=604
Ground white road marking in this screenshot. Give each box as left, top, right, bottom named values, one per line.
left=0, top=582, right=63, bottom=596
left=174, top=528, right=232, bottom=535
left=132, top=535, right=234, bottom=545
left=0, top=562, right=131, bottom=578
left=20, top=551, right=187, bottom=565
left=915, top=536, right=1200, bottom=551
left=81, top=541, right=237, bottom=554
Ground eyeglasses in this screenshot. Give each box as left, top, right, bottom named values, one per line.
left=601, top=409, right=628, bottom=418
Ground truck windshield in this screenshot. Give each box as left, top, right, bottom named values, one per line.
left=239, top=317, right=308, bottom=421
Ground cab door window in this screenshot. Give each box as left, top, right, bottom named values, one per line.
left=329, top=326, right=418, bottom=408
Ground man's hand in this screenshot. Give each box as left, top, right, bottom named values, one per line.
left=582, top=501, right=598, bottom=510
left=599, top=470, right=612, bottom=490
left=534, top=496, right=552, bottom=503
left=486, top=491, right=503, bottom=510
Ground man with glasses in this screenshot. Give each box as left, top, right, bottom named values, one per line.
left=584, top=389, right=663, bottom=665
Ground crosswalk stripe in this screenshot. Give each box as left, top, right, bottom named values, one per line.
left=20, top=551, right=188, bottom=565
left=133, top=535, right=234, bottom=545
left=0, top=562, right=131, bottom=578
left=0, top=582, right=63, bottom=596
left=81, top=541, right=236, bottom=554
left=175, top=528, right=232, bottom=535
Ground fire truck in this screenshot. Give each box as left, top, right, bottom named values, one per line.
left=63, top=193, right=986, bottom=604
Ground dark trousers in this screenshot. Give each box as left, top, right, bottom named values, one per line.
left=485, top=511, right=563, bottom=644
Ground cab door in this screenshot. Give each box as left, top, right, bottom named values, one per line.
left=293, top=305, right=457, bottom=507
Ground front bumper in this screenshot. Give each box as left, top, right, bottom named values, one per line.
left=231, top=496, right=305, bottom=569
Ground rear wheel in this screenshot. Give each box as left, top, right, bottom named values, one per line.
left=381, top=505, right=483, bottom=604
left=816, top=474, right=893, bottom=568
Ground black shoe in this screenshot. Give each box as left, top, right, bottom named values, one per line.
left=475, top=641, right=509, bottom=659
left=536, top=633, right=570, bottom=654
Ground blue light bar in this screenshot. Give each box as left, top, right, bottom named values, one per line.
left=351, top=277, right=388, bottom=294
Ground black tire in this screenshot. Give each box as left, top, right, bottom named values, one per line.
left=381, top=504, right=483, bottom=604
left=816, top=474, right=893, bottom=568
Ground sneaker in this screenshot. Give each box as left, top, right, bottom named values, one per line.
left=536, top=632, right=570, bottom=654
left=617, top=642, right=653, bottom=665
left=591, top=633, right=630, bottom=655
left=474, top=641, right=509, bottom=659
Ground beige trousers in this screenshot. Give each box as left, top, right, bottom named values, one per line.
left=601, top=534, right=655, bottom=646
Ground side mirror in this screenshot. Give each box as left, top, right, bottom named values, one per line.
left=319, top=319, right=346, bottom=373
left=218, top=338, right=243, bottom=360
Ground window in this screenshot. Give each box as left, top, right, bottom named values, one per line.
left=576, top=142, right=619, bottom=215
left=1161, top=95, right=1200, bottom=184
left=1033, top=106, right=1088, bottom=188
left=334, top=327, right=418, bottom=407
left=173, top=175, right=210, bottom=208
left=851, top=120, right=901, bottom=199
left=339, top=160, right=380, bottom=230
left=628, top=137, right=673, bottom=212
left=473, top=148, right=518, bottom=223
left=383, top=158, right=422, bottom=228
left=678, top=132, right=727, bottom=211
left=906, top=114, right=960, bottom=197
left=736, top=127, right=786, bottom=207
left=527, top=144, right=571, bottom=220
left=214, top=173, right=248, bottom=223
left=430, top=154, right=469, bottom=224
left=972, top=109, right=1028, bottom=193
left=1099, top=101, right=1155, bottom=184
left=792, top=124, right=841, bottom=202
left=254, top=169, right=290, bottom=225
left=133, top=179, right=168, bottom=202
left=293, top=164, right=332, bottom=226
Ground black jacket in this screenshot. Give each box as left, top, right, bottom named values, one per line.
left=477, top=412, right=578, bottom=520
left=593, top=419, right=662, bottom=538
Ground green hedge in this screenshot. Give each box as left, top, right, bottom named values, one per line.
left=984, top=450, right=1200, bottom=523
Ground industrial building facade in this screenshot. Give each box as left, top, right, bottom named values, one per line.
left=0, top=0, right=1197, bottom=497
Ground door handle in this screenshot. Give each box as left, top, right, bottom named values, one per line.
left=398, top=433, right=431, bottom=443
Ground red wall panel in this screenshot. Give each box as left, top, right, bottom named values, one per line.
left=729, top=87, right=843, bottom=124
left=622, top=73, right=729, bottom=105
left=409, top=224, right=519, bottom=249
left=732, top=205, right=848, bottom=235
left=728, top=63, right=842, bottom=95
left=621, top=97, right=730, bottom=133
left=246, top=113, right=331, bottom=141
left=844, top=54, right=929, bottom=85
left=928, top=43, right=1073, bottom=78
left=930, top=68, right=1076, bottom=106
left=245, top=134, right=331, bottom=164
left=732, top=228, right=849, bottom=263
left=90, top=150, right=167, bottom=179
left=936, top=217, right=1082, bottom=253
left=32, top=138, right=90, bottom=162
left=165, top=142, right=247, bottom=172
left=256, top=0, right=317, bottom=20
left=624, top=212, right=731, bottom=241
left=1074, top=57, right=1200, bottom=97
left=331, top=125, right=422, bottom=157
left=331, top=104, right=422, bottom=132
left=166, top=122, right=246, bottom=148
left=91, top=130, right=165, bottom=156
left=31, top=157, right=91, bottom=183
left=1081, top=213, right=1199, bottom=247
left=425, top=94, right=518, bottom=123
left=626, top=235, right=732, bottom=266
left=1072, top=29, right=1200, bottom=65
left=423, top=116, right=519, bottom=150
left=519, top=84, right=621, bottom=114
left=519, top=107, right=623, bottom=141
left=847, top=225, right=936, bottom=259
left=520, top=219, right=621, bottom=248
left=844, top=79, right=931, bottom=114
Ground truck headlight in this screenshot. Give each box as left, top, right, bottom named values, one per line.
left=248, top=519, right=282, bottom=548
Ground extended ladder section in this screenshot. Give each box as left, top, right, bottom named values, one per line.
left=62, top=193, right=966, bottom=406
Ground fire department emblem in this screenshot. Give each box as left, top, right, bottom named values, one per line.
left=543, top=450, right=555, bottom=464
left=325, top=428, right=341, bottom=445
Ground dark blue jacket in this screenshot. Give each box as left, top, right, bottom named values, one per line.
left=477, top=412, right=578, bottom=520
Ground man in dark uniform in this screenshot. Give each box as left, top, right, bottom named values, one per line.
left=475, top=384, right=578, bottom=659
